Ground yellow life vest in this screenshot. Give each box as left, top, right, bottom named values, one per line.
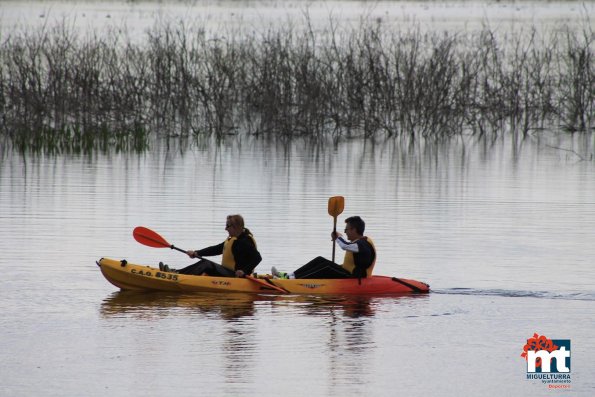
left=342, top=237, right=377, bottom=277
left=221, top=232, right=258, bottom=271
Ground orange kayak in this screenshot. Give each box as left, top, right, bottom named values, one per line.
left=97, top=257, right=430, bottom=295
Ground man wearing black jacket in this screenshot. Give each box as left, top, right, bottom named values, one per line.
left=274, top=216, right=376, bottom=279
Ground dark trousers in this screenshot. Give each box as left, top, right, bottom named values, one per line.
left=293, top=256, right=353, bottom=279
left=178, top=259, right=236, bottom=277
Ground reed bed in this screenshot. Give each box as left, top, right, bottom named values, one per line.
left=0, top=18, right=593, bottom=152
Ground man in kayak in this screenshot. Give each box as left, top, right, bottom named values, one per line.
left=160, top=214, right=262, bottom=277
left=273, top=216, right=376, bottom=279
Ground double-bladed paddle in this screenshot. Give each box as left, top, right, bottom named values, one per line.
left=132, top=226, right=288, bottom=293
left=328, top=196, right=345, bottom=263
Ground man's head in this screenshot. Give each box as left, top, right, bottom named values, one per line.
left=344, top=216, right=365, bottom=238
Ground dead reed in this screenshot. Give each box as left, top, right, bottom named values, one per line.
left=0, top=18, right=592, bottom=152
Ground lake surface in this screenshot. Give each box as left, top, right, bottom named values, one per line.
left=2, top=0, right=593, bottom=41
left=2, top=1, right=595, bottom=396
left=2, top=132, right=595, bottom=396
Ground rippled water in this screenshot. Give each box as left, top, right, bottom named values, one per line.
left=2, top=132, right=595, bottom=396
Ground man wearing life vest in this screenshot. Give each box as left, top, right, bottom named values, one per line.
left=162, top=214, right=262, bottom=277
left=273, top=216, right=376, bottom=279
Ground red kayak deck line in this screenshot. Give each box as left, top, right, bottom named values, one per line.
left=97, top=257, right=430, bottom=295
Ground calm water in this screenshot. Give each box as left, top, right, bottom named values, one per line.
left=2, top=0, right=593, bottom=41
left=2, top=133, right=595, bottom=396
left=2, top=1, right=595, bottom=396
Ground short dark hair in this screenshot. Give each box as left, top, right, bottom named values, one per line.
left=345, top=216, right=365, bottom=235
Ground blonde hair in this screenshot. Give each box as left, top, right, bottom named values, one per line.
left=227, top=214, right=245, bottom=229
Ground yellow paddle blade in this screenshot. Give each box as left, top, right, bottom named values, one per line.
left=328, top=196, right=345, bottom=217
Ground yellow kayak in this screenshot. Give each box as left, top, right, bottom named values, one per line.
left=97, top=257, right=430, bottom=295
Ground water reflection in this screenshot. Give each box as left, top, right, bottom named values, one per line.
left=100, top=291, right=261, bottom=320
left=99, top=291, right=423, bottom=321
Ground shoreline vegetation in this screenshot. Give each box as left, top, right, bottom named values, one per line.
left=0, top=16, right=593, bottom=153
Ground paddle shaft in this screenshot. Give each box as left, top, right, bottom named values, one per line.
left=332, top=217, right=337, bottom=262
left=327, top=196, right=345, bottom=264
